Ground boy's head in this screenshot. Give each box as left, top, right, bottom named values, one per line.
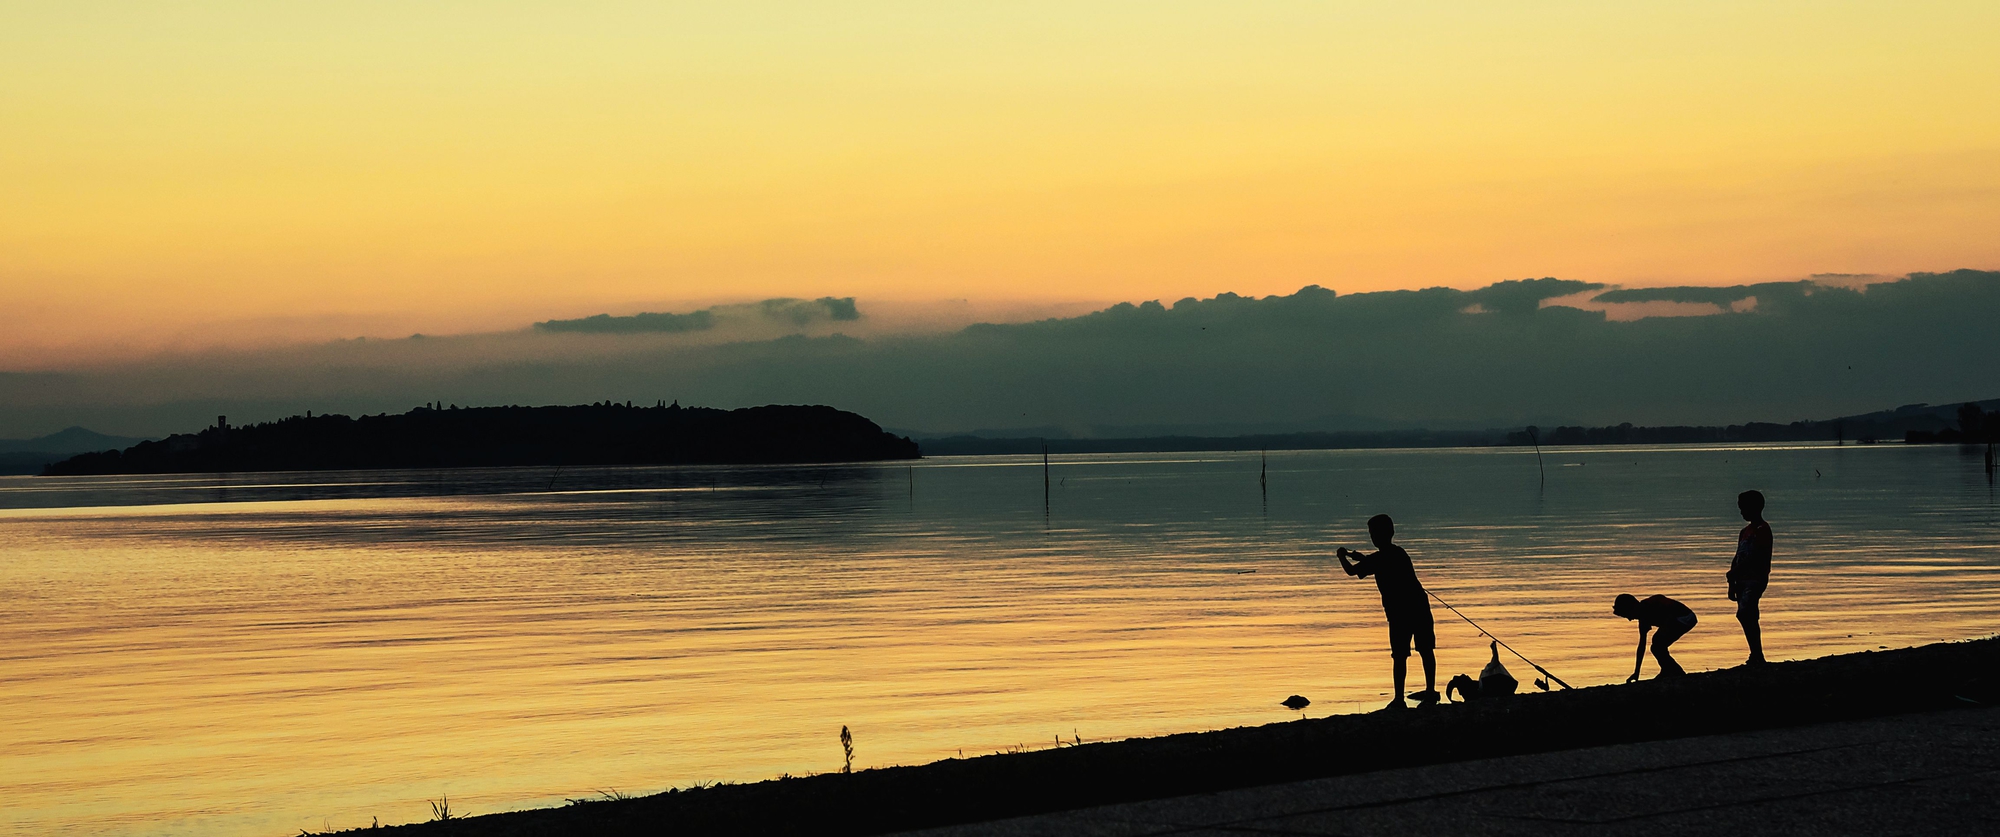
left=1367, top=514, right=1395, bottom=547
left=1738, top=489, right=1765, bottom=520
left=1613, top=593, right=1640, bottom=620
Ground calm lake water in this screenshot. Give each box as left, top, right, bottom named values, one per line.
left=3, top=444, right=1997, bottom=836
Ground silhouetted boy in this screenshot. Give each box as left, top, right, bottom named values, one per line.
left=1337, top=514, right=1437, bottom=709
left=1613, top=593, right=1695, bottom=681
left=1728, top=489, right=1771, bottom=665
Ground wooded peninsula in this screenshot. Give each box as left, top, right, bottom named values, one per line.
left=43, top=403, right=920, bottom=475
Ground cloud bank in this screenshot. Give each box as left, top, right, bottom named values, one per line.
left=534, top=297, right=860, bottom=334
left=4, top=271, right=1997, bottom=439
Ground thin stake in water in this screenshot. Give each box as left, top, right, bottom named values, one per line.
left=1526, top=426, right=1546, bottom=488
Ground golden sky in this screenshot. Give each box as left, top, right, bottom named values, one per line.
left=4, top=2, right=1998, bottom=361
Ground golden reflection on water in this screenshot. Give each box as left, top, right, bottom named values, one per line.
left=2, top=445, right=1997, bottom=836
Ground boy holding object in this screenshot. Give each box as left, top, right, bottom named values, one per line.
left=1337, top=514, right=1439, bottom=709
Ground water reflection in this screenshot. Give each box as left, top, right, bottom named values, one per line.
left=1, top=444, right=1995, bottom=836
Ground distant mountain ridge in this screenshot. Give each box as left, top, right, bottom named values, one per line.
left=44, top=404, right=917, bottom=476
left=914, top=397, right=2000, bottom=455
left=0, top=426, right=152, bottom=455
left=0, top=427, right=156, bottom=476
left=1511, top=398, right=2000, bottom=447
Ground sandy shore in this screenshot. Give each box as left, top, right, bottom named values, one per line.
left=902, top=705, right=2000, bottom=835
left=350, top=637, right=1999, bottom=836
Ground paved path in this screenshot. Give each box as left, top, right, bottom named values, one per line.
left=897, top=706, right=2000, bottom=836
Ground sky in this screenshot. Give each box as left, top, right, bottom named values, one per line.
left=5, top=2, right=2000, bottom=367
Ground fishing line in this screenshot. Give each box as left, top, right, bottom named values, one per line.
left=1424, top=588, right=1572, bottom=690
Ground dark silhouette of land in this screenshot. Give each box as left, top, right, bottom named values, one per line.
left=1516, top=398, right=2000, bottom=447
left=917, top=428, right=1508, bottom=455
left=43, top=403, right=918, bottom=475
left=336, top=637, right=2000, bottom=837
left=914, top=397, right=2000, bottom=456
left=912, top=705, right=1998, bottom=835
left=21, top=396, right=1995, bottom=475
left=0, top=426, right=154, bottom=475
left=1905, top=401, right=2000, bottom=445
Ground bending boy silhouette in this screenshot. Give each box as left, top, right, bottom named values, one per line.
left=1728, top=490, right=1772, bottom=665
left=1337, top=514, right=1437, bottom=709
left=1613, top=593, right=1695, bottom=680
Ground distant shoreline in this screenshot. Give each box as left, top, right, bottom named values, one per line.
left=349, top=636, right=2000, bottom=836
left=14, top=396, right=1993, bottom=475
left=914, top=397, right=1997, bottom=456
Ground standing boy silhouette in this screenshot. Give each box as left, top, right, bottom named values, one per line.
left=1728, top=489, right=1772, bottom=665
left=1337, top=514, right=1438, bottom=709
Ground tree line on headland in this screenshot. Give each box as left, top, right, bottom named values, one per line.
left=1903, top=402, right=2000, bottom=445
left=43, top=403, right=919, bottom=476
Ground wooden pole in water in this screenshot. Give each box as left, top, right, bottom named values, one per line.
left=1260, top=448, right=1268, bottom=496
left=1042, top=442, right=1050, bottom=509
left=1527, top=426, right=1545, bottom=488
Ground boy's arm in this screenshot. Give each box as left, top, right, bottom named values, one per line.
left=1749, top=526, right=1774, bottom=587
left=1628, top=625, right=1649, bottom=682
left=1337, top=547, right=1375, bottom=578
left=1728, top=526, right=1774, bottom=600
left=1727, top=533, right=1747, bottom=599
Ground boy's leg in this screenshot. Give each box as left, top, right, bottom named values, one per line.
left=1410, top=616, right=1439, bottom=704
left=1652, top=620, right=1692, bottom=677
left=1386, top=622, right=1410, bottom=709
left=1737, top=595, right=1765, bottom=663
left=1652, top=644, right=1685, bottom=676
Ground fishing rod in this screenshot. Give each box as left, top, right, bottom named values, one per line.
left=1425, top=588, right=1573, bottom=690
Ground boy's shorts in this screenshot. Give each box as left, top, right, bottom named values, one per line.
left=1653, top=612, right=1697, bottom=649
left=1736, top=590, right=1763, bottom=619
left=1388, top=613, right=1435, bottom=658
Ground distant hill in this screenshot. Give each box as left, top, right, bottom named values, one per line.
left=914, top=397, right=2000, bottom=456
left=1514, top=398, right=2000, bottom=447
left=0, top=427, right=155, bottom=475
left=44, top=403, right=918, bottom=476
left=0, top=426, right=153, bottom=455
left=917, top=429, right=1509, bottom=456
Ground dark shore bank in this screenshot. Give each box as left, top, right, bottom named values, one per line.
left=351, top=637, right=2000, bottom=837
